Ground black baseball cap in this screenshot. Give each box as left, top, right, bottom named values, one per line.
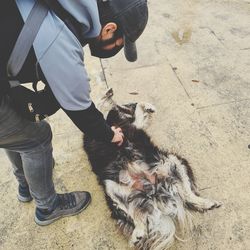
left=98, top=0, right=148, bottom=62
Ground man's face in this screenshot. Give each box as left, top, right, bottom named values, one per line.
left=98, top=34, right=123, bottom=50
left=88, top=22, right=124, bottom=58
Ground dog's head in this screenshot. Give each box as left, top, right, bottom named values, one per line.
left=106, top=103, right=138, bottom=127
left=98, top=88, right=156, bottom=129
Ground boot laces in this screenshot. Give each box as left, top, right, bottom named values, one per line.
left=57, top=193, right=77, bottom=210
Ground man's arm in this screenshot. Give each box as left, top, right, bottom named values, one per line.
left=64, top=102, right=118, bottom=143
left=64, top=102, right=124, bottom=145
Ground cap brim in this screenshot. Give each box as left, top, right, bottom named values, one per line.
left=124, top=36, right=137, bottom=62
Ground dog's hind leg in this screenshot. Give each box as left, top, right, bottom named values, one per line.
left=104, top=179, right=130, bottom=217
left=175, top=163, right=222, bottom=212
left=104, top=180, right=149, bottom=246
left=167, top=155, right=222, bottom=212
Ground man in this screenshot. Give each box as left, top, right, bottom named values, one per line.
left=0, top=0, right=148, bottom=226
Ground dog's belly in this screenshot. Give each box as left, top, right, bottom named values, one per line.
left=118, top=161, right=157, bottom=191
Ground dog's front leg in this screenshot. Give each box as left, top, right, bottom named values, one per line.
left=133, top=103, right=156, bottom=129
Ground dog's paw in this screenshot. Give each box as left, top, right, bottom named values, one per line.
left=207, top=200, right=222, bottom=210
left=199, top=200, right=222, bottom=212
left=136, top=103, right=156, bottom=114
left=143, top=103, right=156, bottom=113
left=130, top=227, right=146, bottom=246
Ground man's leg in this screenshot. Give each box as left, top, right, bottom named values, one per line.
left=5, top=150, right=33, bottom=202
left=0, top=95, right=56, bottom=209
left=20, top=121, right=56, bottom=209
left=0, top=95, right=91, bottom=225
left=5, top=150, right=28, bottom=187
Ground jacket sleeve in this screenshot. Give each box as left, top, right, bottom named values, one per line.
left=63, top=102, right=114, bottom=142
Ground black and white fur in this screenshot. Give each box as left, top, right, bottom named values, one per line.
left=84, top=89, right=221, bottom=250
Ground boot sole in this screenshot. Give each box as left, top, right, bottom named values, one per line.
left=34, top=194, right=91, bottom=226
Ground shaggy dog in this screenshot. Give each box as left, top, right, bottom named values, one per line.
left=83, top=89, right=221, bottom=250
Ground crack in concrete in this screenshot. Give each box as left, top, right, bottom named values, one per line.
left=169, top=62, right=192, bottom=100
left=196, top=98, right=250, bottom=110
left=99, top=59, right=110, bottom=90
left=199, top=26, right=225, bottom=46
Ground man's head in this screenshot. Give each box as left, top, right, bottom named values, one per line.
left=88, top=0, right=148, bottom=62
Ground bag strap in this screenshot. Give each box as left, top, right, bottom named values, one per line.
left=43, top=0, right=83, bottom=43
left=7, top=0, right=49, bottom=88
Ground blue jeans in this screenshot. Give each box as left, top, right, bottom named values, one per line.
left=0, top=95, right=56, bottom=209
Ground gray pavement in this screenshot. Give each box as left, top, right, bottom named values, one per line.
left=0, top=0, right=250, bottom=249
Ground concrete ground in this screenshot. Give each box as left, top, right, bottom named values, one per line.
left=1, top=0, right=250, bottom=249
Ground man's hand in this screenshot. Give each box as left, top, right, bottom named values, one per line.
left=111, top=126, right=124, bottom=146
